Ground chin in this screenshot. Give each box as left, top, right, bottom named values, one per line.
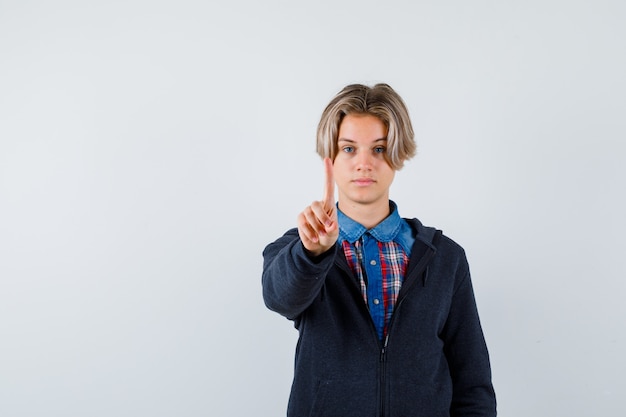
left=348, top=195, right=384, bottom=206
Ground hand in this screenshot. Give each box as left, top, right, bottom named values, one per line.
left=297, top=157, right=339, bottom=257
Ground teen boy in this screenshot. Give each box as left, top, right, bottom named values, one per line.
left=262, top=83, right=496, bottom=417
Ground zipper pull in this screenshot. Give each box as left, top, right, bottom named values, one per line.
left=380, top=335, right=389, bottom=362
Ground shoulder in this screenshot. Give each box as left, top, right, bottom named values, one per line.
left=405, top=218, right=472, bottom=291
left=404, top=217, right=467, bottom=259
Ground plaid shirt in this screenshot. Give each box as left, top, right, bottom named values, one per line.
left=338, top=202, right=414, bottom=341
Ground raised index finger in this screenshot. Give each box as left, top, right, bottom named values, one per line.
left=322, top=157, right=335, bottom=210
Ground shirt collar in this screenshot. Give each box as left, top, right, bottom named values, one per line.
left=338, top=201, right=404, bottom=243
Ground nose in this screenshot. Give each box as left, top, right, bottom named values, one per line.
left=355, top=150, right=373, bottom=171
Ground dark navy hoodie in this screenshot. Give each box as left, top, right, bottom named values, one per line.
left=262, top=218, right=496, bottom=417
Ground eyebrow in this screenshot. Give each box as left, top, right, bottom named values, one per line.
left=337, top=138, right=387, bottom=143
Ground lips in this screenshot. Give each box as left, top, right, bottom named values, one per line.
left=353, top=178, right=375, bottom=186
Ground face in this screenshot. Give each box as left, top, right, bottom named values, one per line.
left=333, top=113, right=395, bottom=211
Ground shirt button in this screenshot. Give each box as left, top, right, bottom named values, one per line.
left=373, top=298, right=380, bottom=305
left=370, top=260, right=377, bottom=266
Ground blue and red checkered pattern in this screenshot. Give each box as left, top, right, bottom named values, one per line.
left=342, top=238, right=409, bottom=339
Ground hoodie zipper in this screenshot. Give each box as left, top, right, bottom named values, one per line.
left=379, top=334, right=389, bottom=417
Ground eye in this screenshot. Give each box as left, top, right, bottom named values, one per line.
left=342, top=146, right=355, bottom=153
left=373, top=146, right=386, bottom=154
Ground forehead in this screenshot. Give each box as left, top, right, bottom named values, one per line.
left=338, top=113, right=387, bottom=141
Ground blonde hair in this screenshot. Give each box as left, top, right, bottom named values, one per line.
left=316, top=83, right=416, bottom=170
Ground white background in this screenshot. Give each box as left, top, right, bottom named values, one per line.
left=1, top=1, right=625, bottom=416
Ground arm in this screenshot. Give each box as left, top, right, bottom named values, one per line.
left=262, top=229, right=337, bottom=320
left=262, top=158, right=339, bottom=320
left=443, top=264, right=497, bottom=416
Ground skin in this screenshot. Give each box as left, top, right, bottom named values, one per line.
left=298, top=113, right=397, bottom=256
left=296, top=157, right=338, bottom=257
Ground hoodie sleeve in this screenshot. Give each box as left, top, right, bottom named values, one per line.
left=262, top=228, right=338, bottom=321
left=442, top=259, right=497, bottom=417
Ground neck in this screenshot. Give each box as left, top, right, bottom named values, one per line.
left=338, top=199, right=391, bottom=229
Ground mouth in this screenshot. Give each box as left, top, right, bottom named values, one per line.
left=353, top=178, right=375, bottom=186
